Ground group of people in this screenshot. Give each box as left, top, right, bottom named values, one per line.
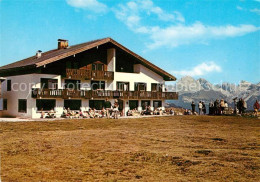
left=126, top=106, right=165, bottom=116
left=209, top=99, right=229, bottom=115
left=234, top=98, right=247, bottom=114
left=189, top=99, right=259, bottom=116
left=191, top=101, right=207, bottom=115
left=191, top=99, right=229, bottom=115
left=60, top=99, right=120, bottom=119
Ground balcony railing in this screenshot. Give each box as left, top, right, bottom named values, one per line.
left=66, top=69, right=114, bottom=80
left=32, top=89, right=178, bottom=100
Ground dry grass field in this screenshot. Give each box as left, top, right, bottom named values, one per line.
left=0, top=116, right=259, bottom=181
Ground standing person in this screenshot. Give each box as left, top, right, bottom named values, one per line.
left=209, top=101, right=213, bottom=115
left=191, top=101, right=196, bottom=114
left=198, top=101, right=203, bottom=115
left=233, top=97, right=238, bottom=115
left=238, top=98, right=242, bottom=114
left=113, top=99, right=119, bottom=119
left=242, top=99, right=247, bottom=114
left=220, top=99, right=225, bottom=115
left=202, top=102, right=206, bottom=115
left=104, top=98, right=112, bottom=119
left=253, top=100, right=260, bottom=117
left=214, top=99, right=219, bottom=115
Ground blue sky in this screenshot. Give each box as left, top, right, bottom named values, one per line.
left=0, top=0, right=259, bottom=84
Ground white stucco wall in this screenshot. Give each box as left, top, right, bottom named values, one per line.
left=114, top=64, right=165, bottom=91
left=1, top=74, right=62, bottom=118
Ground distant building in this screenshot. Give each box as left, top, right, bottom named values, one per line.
left=0, top=38, right=178, bottom=118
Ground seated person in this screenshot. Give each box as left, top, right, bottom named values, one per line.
left=82, top=111, right=89, bottom=118
left=127, top=109, right=133, bottom=116
left=79, top=110, right=83, bottom=118
left=170, top=109, right=174, bottom=115
left=89, top=108, right=95, bottom=118
left=47, top=109, right=55, bottom=118
left=75, top=112, right=80, bottom=118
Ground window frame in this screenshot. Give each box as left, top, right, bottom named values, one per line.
left=7, top=80, right=11, bottom=91
left=64, top=100, right=82, bottom=110
left=18, top=99, right=27, bottom=113
left=36, top=99, right=56, bottom=111
left=135, top=82, right=147, bottom=91
left=3, top=99, right=7, bottom=110
left=91, top=81, right=105, bottom=90
left=116, top=82, right=129, bottom=91
left=151, top=83, right=163, bottom=92
left=41, top=78, right=58, bottom=89
left=153, top=100, right=162, bottom=109
left=65, top=79, right=81, bottom=90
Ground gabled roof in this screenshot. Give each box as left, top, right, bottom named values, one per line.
left=0, top=38, right=176, bottom=81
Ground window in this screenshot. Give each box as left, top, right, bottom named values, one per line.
left=89, top=100, right=104, bottom=110
left=129, top=100, right=138, bottom=110
left=65, top=79, right=81, bottom=90
left=97, top=64, right=104, bottom=71
left=141, top=100, right=150, bottom=110
left=18, top=99, right=27, bottom=113
left=64, top=100, right=82, bottom=110
left=66, top=61, right=79, bottom=69
left=92, top=63, right=97, bottom=71
left=117, top=82, right=129, bottom=91
left=153, top=100, right=162, bottom=109
left=151, top=83, right=162, bottom=92
left=7, top=80, right=11, bottom=91
left=91, top=81, right=105, bottom=90
left=41, top=78, right=58, bottom=89
left=36, top=99, right=56, bottom=111
left=135, top=83, right=147, bottom=91
left=3, top=99, right=7, bottom=110
left=92, top=63, right=104, bottom=71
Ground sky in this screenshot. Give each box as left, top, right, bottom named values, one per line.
left=0, top=0, right=259, bottom=84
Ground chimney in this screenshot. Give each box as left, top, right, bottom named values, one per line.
left=58, top=39, right=69, bottom=49
left=36, top=50, right=42, bottom=58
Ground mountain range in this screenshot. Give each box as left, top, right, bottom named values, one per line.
left=167, top=76, right=260, bottom=111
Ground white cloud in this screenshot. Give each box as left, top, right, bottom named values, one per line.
left=148, top=23, right=259, bottom=49
left=114, top=0, right=260, bottom=49
left=172, top=62, right=222, bottom=77
left=250, top=8, right=260, bottom=15
left=66, top=0, right=107, bottom=13
left=114, top=0, right=184, bottom=27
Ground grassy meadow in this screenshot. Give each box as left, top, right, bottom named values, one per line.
left=0, top=116, right=259, bottom=181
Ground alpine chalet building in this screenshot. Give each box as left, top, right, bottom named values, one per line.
left=0, top=38, right=178, bottom=118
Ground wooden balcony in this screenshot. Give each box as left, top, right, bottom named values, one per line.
left=32, top=89, right=178, bottom=100
left=66, top=69, right=114, bottom=80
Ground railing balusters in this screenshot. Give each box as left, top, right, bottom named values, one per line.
left=31, top=88, right=178, bottom=100
left=66, top=69, right=114, bottom=80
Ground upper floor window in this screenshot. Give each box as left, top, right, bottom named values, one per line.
left=117, top=82, right=129, bottom=91
left=65, top=79, right=81, bottom=90
left=18, top=99, right=27, bottom=113
left=151, top=83, right=162, bottom=92
left=91, top=81, right=105, bottom=90
left=41, top=78, right=58, bottom=89
left=135, top=82, right=147, bottom=91
left=66, top=61, right=79, bottom=69
left=92, top=63, right=104, bottom=71
left=7, top=80, right=11, bottom=91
